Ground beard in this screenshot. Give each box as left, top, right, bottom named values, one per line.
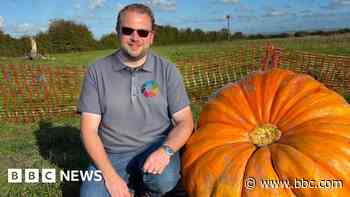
left=120, top=44, right=150, bottom=62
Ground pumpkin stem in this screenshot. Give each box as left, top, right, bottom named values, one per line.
left=249, top=124, right=281, bottom=147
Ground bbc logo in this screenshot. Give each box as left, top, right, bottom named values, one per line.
left=8, top=168, right=102, bottom=183
left=8, top=169, right=56, bottom=183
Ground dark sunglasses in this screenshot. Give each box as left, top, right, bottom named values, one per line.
left=121, top=27, right=151, bottom=38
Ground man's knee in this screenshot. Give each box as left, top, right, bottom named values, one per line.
left=143, top=152, right=181, bottom=194
left=80, top=177, right=109, bottom=197
left=143, top=172, right=181, bottom=194
left=80, top=165, right=109, bottom=197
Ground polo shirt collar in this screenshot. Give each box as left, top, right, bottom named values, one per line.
left=142, top=53, right=154, bottom=72
left=113, top=50, right=154, bottom=72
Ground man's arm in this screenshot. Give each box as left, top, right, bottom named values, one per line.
left=143, top=106, right=194, bottom=174
left=163, top=106, right=194, bottom=152
left=80, top=112, right=131, bottom=197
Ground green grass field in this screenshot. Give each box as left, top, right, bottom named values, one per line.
left=0, top=35, right=350, bottom=196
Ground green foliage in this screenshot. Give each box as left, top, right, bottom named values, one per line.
left=97, top=33, right=119, bottom=50
left=45, top=19, right=97, bottom=53
left=248, top=33, right=266, bottom=39
left=294, top=31, right=309, bottom=37
left=153, top=25, right=233, bottom=44
left=345, top=95, right=350, bottom=103
left=0, top=20, right=99, bottom=56
left=2, top=34, right=350, bottom=67
left=269, top=32, right=290, bottom=38
left=36, top=31, right=51, bottom=54
left=233, top=32, right=244, bottom=38
left=338, top=28, right=350, bottom=34
left=0, top=30, right=31, bottom=57
left=1, top=18, right=350, bottom=57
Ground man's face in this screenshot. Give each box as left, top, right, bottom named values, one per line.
left=119, top=11, right=154, bottom=61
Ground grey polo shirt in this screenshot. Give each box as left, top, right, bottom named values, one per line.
left=78, top=50, right=190, bottom=154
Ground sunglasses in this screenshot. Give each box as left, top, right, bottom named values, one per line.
left=121, top=27, right=151, bottom=38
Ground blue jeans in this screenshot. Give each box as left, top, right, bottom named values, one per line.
left=80, top=140, right=181, bottom=197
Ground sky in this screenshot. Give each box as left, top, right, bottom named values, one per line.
left=1, top=0, right=350, bottom=39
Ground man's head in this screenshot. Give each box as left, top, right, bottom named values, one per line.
left=116, top=4, right=155, bottom=61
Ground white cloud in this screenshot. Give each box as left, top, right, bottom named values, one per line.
left=74, top=3, right=81, bottom=9
left=143, top=0, right=176, bottom=11
left=323, top=0, right=350, bottom=9
left=0, top=16, right=4, bottom=29
left=114, top=3, right=125, bottom=20
left=177, top=16, right=227, bottom=26
left=302, top=12, right=338, bottom=19
left=89, top=0, right=106, bottom=10
left=13, top=23, right=35, bottom=33
left=10, top=23, right=45, bottom=37
left=336, top=0, right=350, bottom=5
left=298, top=10, right=313, bottom=17
left=263, top=10, right=289, bottom=17
left=221, top=0, right=240, bottom=4
left=115, top=3, right=124, bottom=13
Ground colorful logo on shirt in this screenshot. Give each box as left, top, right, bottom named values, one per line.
left=141, top=80, right=159, bottom=97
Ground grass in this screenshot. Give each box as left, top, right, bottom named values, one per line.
left=0, top=49, right=115, bottom=68
left=0, top=35, right=350, bottom=196
left=0, top=117, right=87, bottom=197
left=0, top=105, right=201, bottom=197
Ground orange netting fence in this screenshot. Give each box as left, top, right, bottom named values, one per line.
left=0, top=44, right=349, bottom=123
left=176, top=46, right=265, bottom=104
left=276, top=49, right=350, bottom=95
left=0, top=64, right=85, bottom=122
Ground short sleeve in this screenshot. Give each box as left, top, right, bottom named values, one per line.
left=166, top=64, right=190, bottom=115
left=77, top=65, right=102, bottom=115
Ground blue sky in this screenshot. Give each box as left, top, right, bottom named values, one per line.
left=1, top=0, right=350, bottom=39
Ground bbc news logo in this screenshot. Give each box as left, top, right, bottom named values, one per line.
left=8, top=169, right=102, bottom=183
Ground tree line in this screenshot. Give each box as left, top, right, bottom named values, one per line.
left=0, top=19, right=350, bottom=57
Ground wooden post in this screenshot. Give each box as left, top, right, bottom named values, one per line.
left=29, top=37, right=38, bottom=60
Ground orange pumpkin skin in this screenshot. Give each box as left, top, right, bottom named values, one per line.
left=181, top=68, right=350, bottom=197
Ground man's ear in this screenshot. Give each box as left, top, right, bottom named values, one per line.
left=150, top=31, right=155, bottom=44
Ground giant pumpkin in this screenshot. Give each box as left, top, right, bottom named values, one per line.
left=182, top=68, right=350, bottom=197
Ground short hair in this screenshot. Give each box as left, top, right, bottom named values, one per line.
left=116, top=3, right=155, bottom=33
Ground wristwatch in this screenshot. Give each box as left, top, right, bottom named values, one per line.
left=161, top=144, right=175, bottom=157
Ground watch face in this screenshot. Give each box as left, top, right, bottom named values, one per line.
left=163, top=145, right=174, bottom=156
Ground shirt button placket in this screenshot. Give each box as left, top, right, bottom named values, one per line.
left=131, top=72, right=137, bottom=101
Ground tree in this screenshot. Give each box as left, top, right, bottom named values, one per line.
left=154, top=25, right=179, bottom=45
left=294, top=31, right=309, bottom=37
left=35, top=31, right=50, bottom=54
left=232, top=32, right=244, bottom=39
left=46, top=19, right=97, bottom=53
left=310, top=30, right=325, bottom=36
left=193, top=28, right=205, bottom=42
left=338, top=28, right=350, bottom=34
left=98, top=33, right=118, bottom=50
left=0, top=30, right=31, bottom=56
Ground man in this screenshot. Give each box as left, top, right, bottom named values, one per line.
left=78, top=3, right=193, bottom=197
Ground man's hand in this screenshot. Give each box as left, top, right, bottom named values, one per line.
left=143, top=148, right=171, bottom=175
left=104, top=173, right=132, bottom=197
